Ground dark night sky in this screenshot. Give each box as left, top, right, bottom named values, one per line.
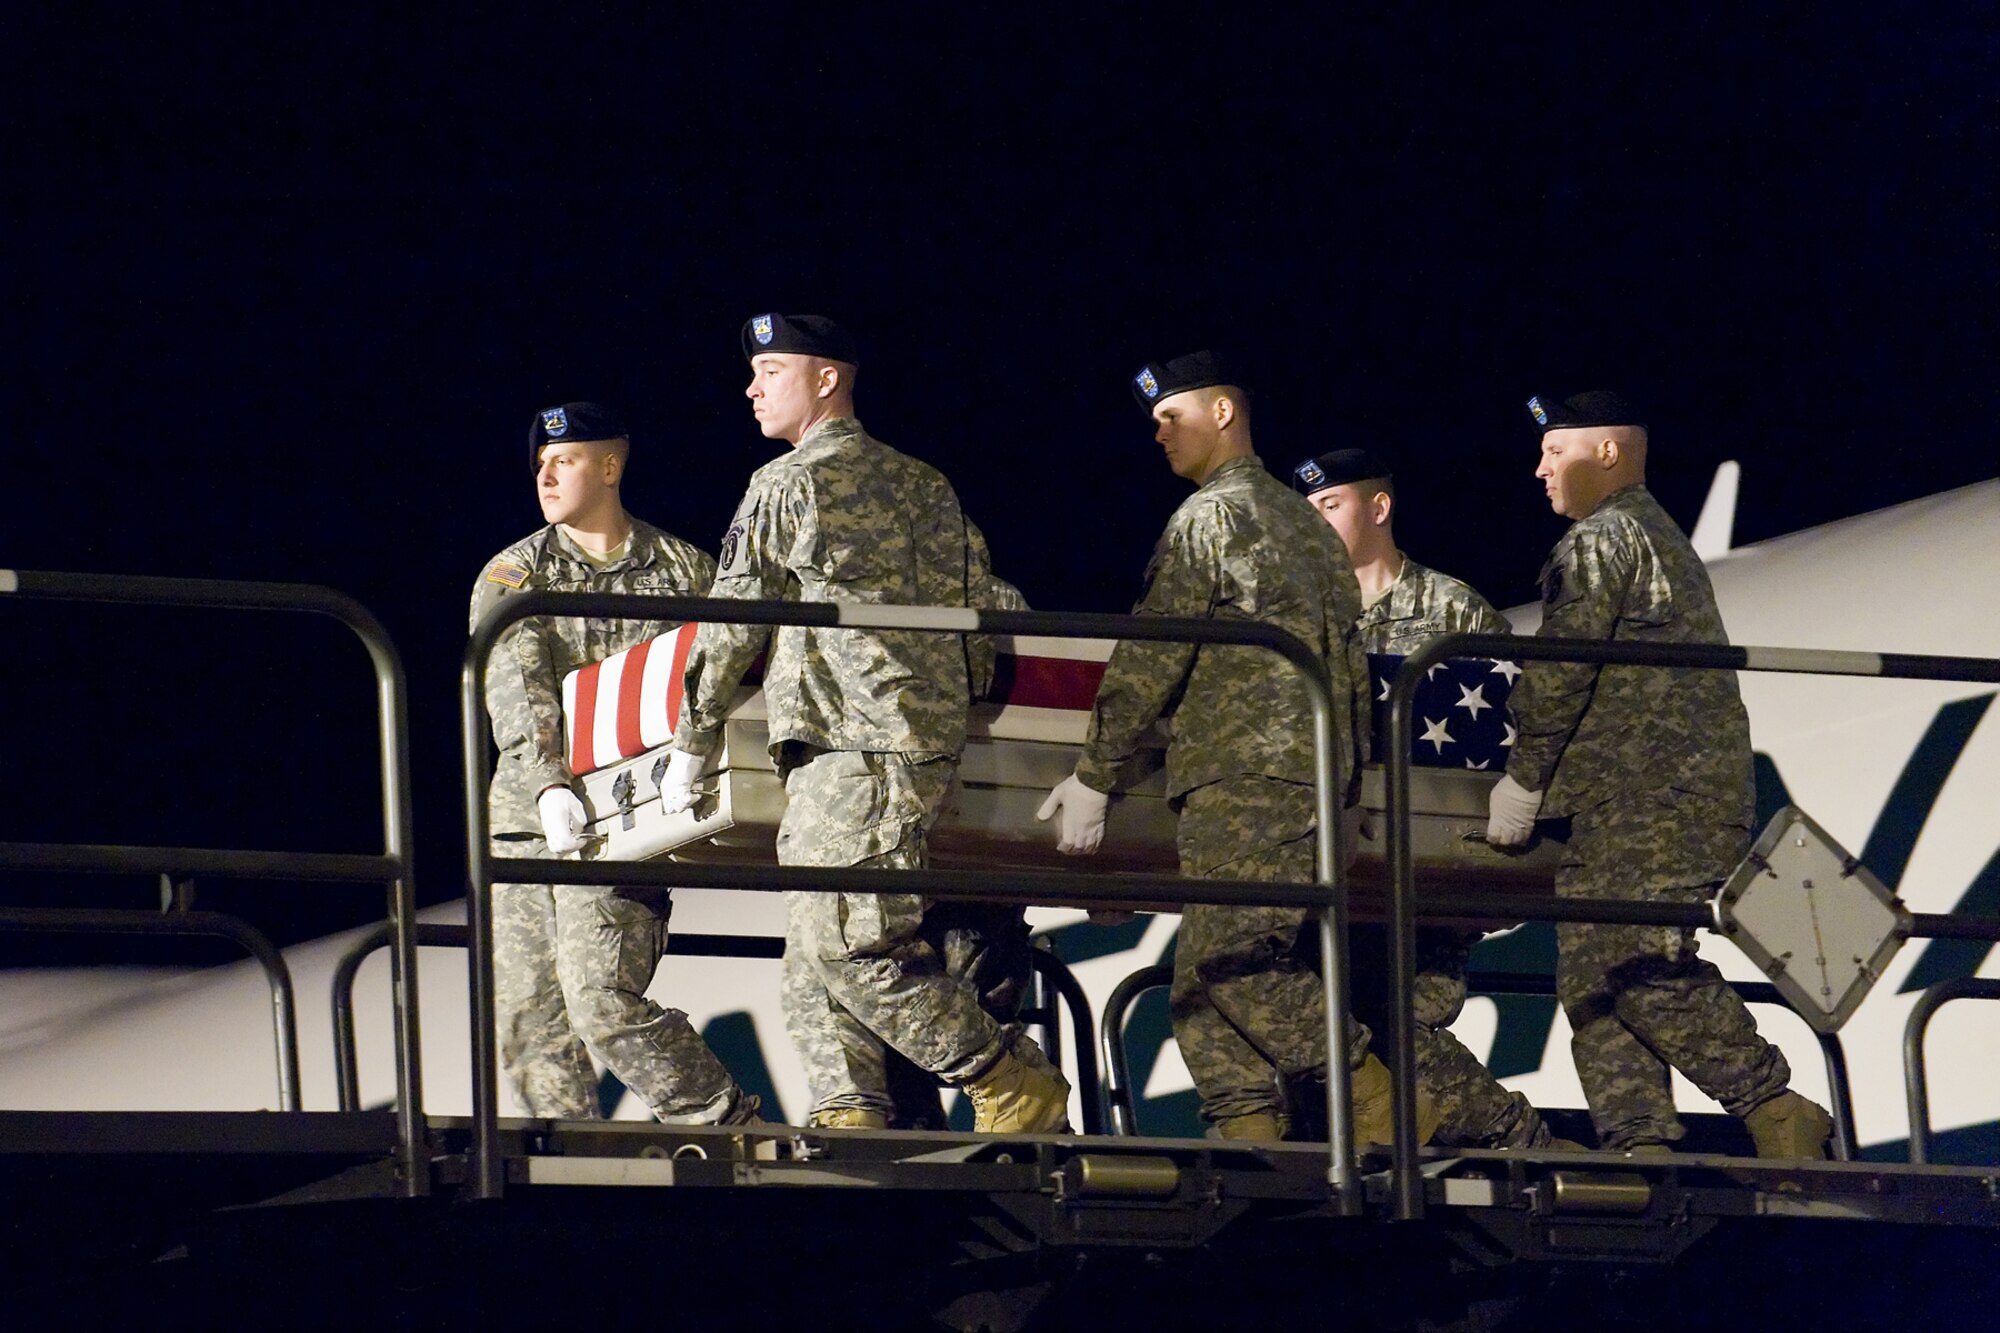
left=4, top=10, right=1994, bottom=960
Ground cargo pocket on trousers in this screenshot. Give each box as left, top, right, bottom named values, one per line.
left=832, top=891, right=927, bottom=957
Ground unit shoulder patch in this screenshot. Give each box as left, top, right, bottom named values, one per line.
left=485, top=562, right=531, bottom=588
left=716, top=500, right=759, bottom=579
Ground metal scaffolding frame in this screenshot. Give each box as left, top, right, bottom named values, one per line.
left=466, top=593, right=1361, bottom=1204
left=1, top=571, right=1991, bottom=1237
left=0, top=569, right=428, bottom=1196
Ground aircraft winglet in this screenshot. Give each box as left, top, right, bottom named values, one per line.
left=1691, top=460, right=1740, bottom=560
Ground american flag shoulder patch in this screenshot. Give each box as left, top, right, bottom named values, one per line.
left=485, top=562, right=530, bottom=588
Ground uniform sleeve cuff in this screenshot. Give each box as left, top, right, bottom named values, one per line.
left=524, top=757, right=573, bottom=791
left=674, top=725, right=723, bottom=759
left=1072, top=758, right=1118, bottom=794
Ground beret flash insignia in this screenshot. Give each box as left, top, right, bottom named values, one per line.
left=1295, top=459, right=1326, bottom=488
left=541, top=407, right=569, bottom=438
left=1527, top=396, right=1548, bottom=426
left=1135, top=367, right=1160, bottom=399
left=752, top=315, right=775, bottom=346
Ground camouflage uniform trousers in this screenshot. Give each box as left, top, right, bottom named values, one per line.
left=776, top=747, right=1011, bottom=1113
left=781, top=900, right=1031, bottom=1124
left=1349, top=922, right=1551, bottom=1148
left=1556, top=793, right=1791, bottom=1148
left=1169, top=776, right=1374, bottom=1127
left=492, top=836, right=747, bottom=1123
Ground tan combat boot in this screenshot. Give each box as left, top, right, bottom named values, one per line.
left=809, top=1108, right=889, bottom=1130
left=1743, top=1090, right=1834, bottom=1159
left=1212, top=1111, right=1289, bottom=1142
left=963, top=1036, right=1072, bottom=1134
left=1348, top=1053, right=1441, bottom=1148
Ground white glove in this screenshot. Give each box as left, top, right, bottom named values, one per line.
left=1486, top=774, right=1545, bottom=847
left=1037, top=773, right=1110, bottom=856
left=657, top=747, right=714, bottom=815
left=537, top=785, right=590, bottom=854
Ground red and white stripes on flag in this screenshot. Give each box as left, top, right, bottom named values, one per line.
left=559, top=627, right=1117, bottom=776
left=561, top=622, right=700, bottom=776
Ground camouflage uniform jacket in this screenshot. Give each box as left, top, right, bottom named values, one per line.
left=1356, top=556, right=1511, bottom=655
left=1505, top=484, right=1753, bottom=821
left=472, top=517, right=717, bottom=837
left=674, top=417, right=984, bottom=760
left=1075, top=455, right=1372, bottom=800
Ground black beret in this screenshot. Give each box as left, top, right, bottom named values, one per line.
left=1526, top=390, right=1644, bottom=433
left=742, top=312, right=860, bottom=365
left=1131, top=349, right=1248, bottom=412
left=529, top=401, right=628, bottom=469
left=1291, top=448, right=1393, bottom=495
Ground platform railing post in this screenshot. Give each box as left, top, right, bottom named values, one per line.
left=356, top=609, right=428, bottom=1196
left=1099, top=965, right=1173, bottom=1137
left=1027, top=949, right=1104, bottom=1137
left=462, top=656, right=505, bottom=1200
left=1903, top=979, right=2000, bottom=1165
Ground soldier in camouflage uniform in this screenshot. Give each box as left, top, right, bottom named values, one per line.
left=1040, top=352, right=1426, bottom=1145
left=1488, top=391, right=1832, bottom=1157
left=780, top=522, right=1037, bottom=1130
left=661, top=314, right=1068, bottom=1134
left=1293, top=447, right=1563, bottom=1150
left=472, top=401, right=759, bottom=1124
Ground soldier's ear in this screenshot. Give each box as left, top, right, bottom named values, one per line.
left=1211, top=393, right=1237, bottom=430
left=1597, top=436, right=1621, bottom=469
left=1372, top=489, right=1393, bottom=527
left=816, top=363, right=842, bottom=400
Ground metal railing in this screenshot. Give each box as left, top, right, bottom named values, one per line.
left=0, top=904, right=300, bottom=1108
left=329, top=923, right=785, bottom=1112
left=327, top=920, right=1101, bottom=1131
left=1902, top=978, right=2000, bottom=1165
left=1097, top=962, right=1858, bottom=1158
left=1101, top=964, right=1172, bottom=1137
left=1380, top=632, right=2000, bottom=1220
left=0, top=570, right=428, bottom=1196
left=468, top=594, right=1360, bottom=1205
left=1026, top=945, right=1103, bottom=1135
left=331, top=922, right=476, bottom=1112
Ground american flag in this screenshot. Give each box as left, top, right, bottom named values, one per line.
left=562, top=636, right=1526, bottom=777
left=559, top=630, right=1111, bottom=776
left=560, top=622, right=701, bottom=776
left=1366, top=653, right=1523, bottom=770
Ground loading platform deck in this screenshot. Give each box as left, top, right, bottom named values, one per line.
left=7, top=1109, right=1999, bottom=1331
